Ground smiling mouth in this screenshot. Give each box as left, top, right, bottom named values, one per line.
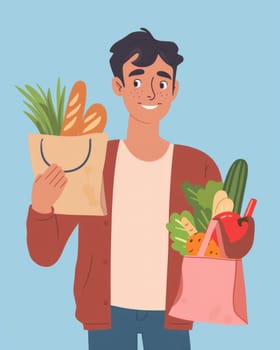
left=140, top=104, right=159, bottom=110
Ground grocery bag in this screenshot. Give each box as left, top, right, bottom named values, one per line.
left=28, top=133, right=108, bottom=216
left=169, top=220, right=248, bottom=325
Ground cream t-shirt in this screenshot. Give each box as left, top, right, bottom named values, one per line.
left=110, top=140, right=174, bottom=310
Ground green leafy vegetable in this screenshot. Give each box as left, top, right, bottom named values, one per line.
left=182, top=180, right=222, bottom=209
left=166, top=211, right=196, bottom=256
left=193, top=206, right=212, bottom=232
left=171, top=241, right=188, bottom=256
left=181, top=183, right=202, bottom=209
left=196, top=180, right=223, bottom=209
left=181, top=180, right=223, bottom=231
left=16, top=78, right=66, bottom=135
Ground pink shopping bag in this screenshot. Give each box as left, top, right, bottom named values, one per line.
left=169, top=220, right=248, bottom=325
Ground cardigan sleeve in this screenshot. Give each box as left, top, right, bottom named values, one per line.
left=204, top=155, right=222, bottom=183
left=26, top=205, right=79, bottom=266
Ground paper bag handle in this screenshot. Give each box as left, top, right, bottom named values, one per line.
left=40, top=138, right=92, bottom=173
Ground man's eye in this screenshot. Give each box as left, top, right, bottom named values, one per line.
left=133, top=79, right=141, bottom=88
left=160, top=81, right=168, bottom=90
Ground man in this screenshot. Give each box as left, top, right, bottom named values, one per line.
left=27, top=28, right=253, bottom=350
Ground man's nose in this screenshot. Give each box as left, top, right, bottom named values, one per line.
left=147, top=78, right=156, bottom=100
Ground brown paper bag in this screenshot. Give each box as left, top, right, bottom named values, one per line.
left=28, top=133, right=108, bottom=216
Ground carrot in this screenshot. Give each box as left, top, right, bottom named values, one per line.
left=205, top=238, right=220, bottom=257
left=81, top=103, right=107, bottom=134
left=186, top=232, right=220, bottom=257
left=60, top=81, right=86, bottom=136
left=186, top=232, right=204, bottom=256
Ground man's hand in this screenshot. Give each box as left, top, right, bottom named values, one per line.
left=31, top=164, right=68, bottom=214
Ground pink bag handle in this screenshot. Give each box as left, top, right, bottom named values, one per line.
left=197, top=199, right=257, bottom=257
left=197, top=220, right=218, bottom=257
left=197, top=220, right=227, bottom=257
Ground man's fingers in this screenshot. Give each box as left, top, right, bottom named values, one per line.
left=44, top=166, right=64, bottom=184
left=53, top=173, right=67, bottom=187
left=58, top=178, right=68, bottom=190
left=34, top=174, right=42, bottom=182
left=35, top=164, right=67, bottom=193
left=42, top=164, right=59, bottom=179
left=48, top=168, right=64, bottom=185
left=42, top=164, right=64, bottom=182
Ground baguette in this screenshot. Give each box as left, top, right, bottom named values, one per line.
left=81, top=103, right=107, bottom=134
left=60, top=81, right=86, bottom=136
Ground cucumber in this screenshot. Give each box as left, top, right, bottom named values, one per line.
left=223, top=159, right=248, bottom=214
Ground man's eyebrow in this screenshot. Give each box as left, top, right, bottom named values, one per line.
left=128, top=69, right=145, bottom=77
left=157, top=71, right=172, bottom=79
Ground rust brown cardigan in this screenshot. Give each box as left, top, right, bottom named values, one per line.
left=27, top=140, right=221, bottom=330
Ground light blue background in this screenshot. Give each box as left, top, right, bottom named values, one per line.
left=1, top=0, right=279, bottom=349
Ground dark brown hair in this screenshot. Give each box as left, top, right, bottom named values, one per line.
left=109, top=28, right=184, bottom=85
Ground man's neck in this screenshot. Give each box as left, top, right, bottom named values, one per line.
left=124, top=114, right=170, bottom=161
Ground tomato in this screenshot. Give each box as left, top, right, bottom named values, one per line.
left=213, top=211, right=249, bottom=243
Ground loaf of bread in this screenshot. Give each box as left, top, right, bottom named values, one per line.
left=81, top=103, right=107, bottom=134
left=60, top=81, right=86, bottom=136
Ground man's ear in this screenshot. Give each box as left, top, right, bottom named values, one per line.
left=112, top=77, right=124, bottom=96
left=172, top=80, right=179, bottom=99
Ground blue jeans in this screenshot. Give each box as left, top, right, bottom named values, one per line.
left=88, top=306, right=191, bottom=350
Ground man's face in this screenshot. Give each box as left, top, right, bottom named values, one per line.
left=112, top=54, right=179, bottom=123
